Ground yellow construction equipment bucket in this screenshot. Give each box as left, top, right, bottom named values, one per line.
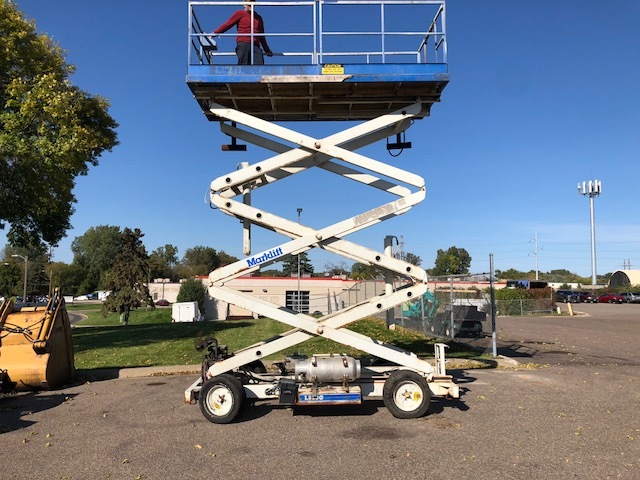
left=0, top=290, right=74, bottom=392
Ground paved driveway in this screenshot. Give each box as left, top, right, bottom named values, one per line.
left=460, top=302, right=640, bottom=366
left=1, top=304, right=639, bottom=479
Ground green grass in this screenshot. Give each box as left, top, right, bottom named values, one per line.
left=72, top=308, right=480, bottom=370
left=65, top=302, right=102, bottom=312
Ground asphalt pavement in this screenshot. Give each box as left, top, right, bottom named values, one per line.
left=1, top=302, right=639, bottom=479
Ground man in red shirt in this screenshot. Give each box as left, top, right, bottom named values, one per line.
left=214, top=0, right=273, bottom=65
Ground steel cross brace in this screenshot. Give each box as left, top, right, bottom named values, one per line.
left=209, top=101, right=428, bottom=284
left=204, top=101, right=436, bottom=379
left=203, top=282, right=434, bottom=379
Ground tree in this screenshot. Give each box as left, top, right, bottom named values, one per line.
left=149, top=244, right=179, bottom=281
left=0, top=259, right=21, bottom=298
left=404, top=252, right=422, bottom=267
left=3, top=244, right=49, bottom=298
left=178, top=246, right=220, bottom=278
left=49, top=261, right=85, bottom=297
left=281, top=252, right=314, bottom=277
left=351, top=262, right=381, bottom=280
left=253, top=269, right=285, bottom=277
left=431, top=246, right=471, bottom=276
left=496, top=268, right=528, bottom=280
left=324, top=261, right=349, bottom=277
left=101, top=228, right=153, bottom=320
left=0, top=2, right=118, bottom=248
left=71, top=225, right=122, bottom=293
left=217, top=250, right=239, bottom=267
left=154, top=244, right=179, bottom=268
left=176, top=278, right=207, bottom=314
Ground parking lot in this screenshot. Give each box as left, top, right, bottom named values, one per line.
left=1, top=303, right=639, bottom=479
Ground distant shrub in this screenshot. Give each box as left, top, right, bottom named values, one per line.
left=177, top=278, right=206, bottom=313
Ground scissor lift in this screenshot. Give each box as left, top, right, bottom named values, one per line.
left=184, top=0, right=459, bottom=423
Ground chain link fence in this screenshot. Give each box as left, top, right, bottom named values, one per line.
left=494, top=296, right=555, bottom=317
left=393, top=282, right=490, bottom=339
left=386, top=276, right=555, bottom=339
left=331, top=276, right=556, bottom=339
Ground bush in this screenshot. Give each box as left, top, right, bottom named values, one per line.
left=494, top=287, right=553, bottom=316
left=176, top=278, right=206, bottom=314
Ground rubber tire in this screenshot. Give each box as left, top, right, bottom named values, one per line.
left=383, top=370, right=432, bottom=419
left=199, top=374, right=245, bottom=424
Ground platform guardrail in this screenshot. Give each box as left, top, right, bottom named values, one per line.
left=189, top=0, right=446, bottom=66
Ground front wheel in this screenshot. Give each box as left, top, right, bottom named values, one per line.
left=383, top=370, right=432, bottom=419
left=199, top=374, right=245, bottom=424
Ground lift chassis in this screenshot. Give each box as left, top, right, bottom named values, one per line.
left=184, top=101, right=460, bottom=423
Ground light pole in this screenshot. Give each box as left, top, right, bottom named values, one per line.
left=296, top=208, right=302, bottom=312
left=578, top=179, right=601, bottom=285
left=161, top=278, right=171, bottom=301
left=11, top=254, right=28, bottom=302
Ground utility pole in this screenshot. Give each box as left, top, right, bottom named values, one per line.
left=296, top=208, right=302, bottom=312
left=530, top=230, right=540, bottom=280
left=490, top=253, right=497, bottom=358
left=578, top=179, right=601, bottom=286
left=384, top=235, right=396, bottom=330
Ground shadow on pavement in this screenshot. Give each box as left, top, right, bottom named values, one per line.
left=0, top=392, right=78, bottom=434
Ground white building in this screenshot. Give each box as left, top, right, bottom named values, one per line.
left=148, top=276, right=502, bottom=320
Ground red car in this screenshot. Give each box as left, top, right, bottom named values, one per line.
left=155, top=299, right=170, bottom=306
left=597, top=293, right=624, bottom=304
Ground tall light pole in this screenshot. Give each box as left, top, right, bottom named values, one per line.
left=578, top=179, right=601, bottom=285
left=296, top=208, right=302, bottom=312
left=11, top=254, right=28, bottom=302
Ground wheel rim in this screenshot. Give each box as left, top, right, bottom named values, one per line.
left=204, top=384, right=234, bottom=417
left=393, top=381, right=424, bottom=412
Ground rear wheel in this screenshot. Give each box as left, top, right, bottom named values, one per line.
left=383, top=370, right=431, bottom=419
left=199, top=374, right=245, bottom=424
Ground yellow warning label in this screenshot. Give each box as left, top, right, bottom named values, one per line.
left=322, top=64, right=344, bottom=75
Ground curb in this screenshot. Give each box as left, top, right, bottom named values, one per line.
left=76, top=365, right=201, bottom=382
left=494, top=355, right=519, bottom=367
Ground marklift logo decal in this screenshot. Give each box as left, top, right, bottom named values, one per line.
left=246, top=247, right=284, bottom=267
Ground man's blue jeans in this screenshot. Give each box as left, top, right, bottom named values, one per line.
left=236, top=42, right=264, bottom=65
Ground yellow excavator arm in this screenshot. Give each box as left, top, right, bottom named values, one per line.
left=0, top=289, right=74, bottom=393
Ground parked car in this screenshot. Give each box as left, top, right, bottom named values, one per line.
left=156, top=299, right=170, bottom=306
left=584, top=293, right=599, bottom=303
left=576, top=291, right=591, bottom=302
left=620, top=292, right=640, bottom=304
left=555, top=290, right=579, bottom=303
left=597, top=293, right=624, bottom=304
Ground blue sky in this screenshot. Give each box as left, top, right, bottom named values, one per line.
left=5, top=0, right=640, bottom=278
